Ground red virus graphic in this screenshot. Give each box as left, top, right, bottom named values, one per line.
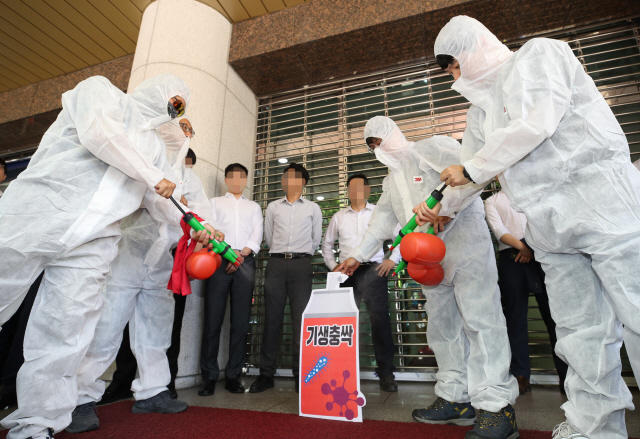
left=321, top=370, right=365, bottom=420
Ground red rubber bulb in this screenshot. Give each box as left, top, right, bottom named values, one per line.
left=186, top=250, right=222, bottom=280
left=400, top=232, right=446, bottom=265
left=407, top=262, right=445, bottom=286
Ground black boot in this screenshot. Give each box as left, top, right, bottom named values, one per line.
left=465, top=404, right=518, bottom=439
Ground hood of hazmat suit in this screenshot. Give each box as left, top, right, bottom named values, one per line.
left=437, top=17, right=640, bottom=438
left=364, top=116, right=413, bottom=172
left=131, top=73, right=191, bottom=131
left=434, top=16, right=512, bottom=112
left=352, top=115, right=517, bottom=411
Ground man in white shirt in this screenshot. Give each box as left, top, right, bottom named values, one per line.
left=199, top=163, right=263, bottom=396
left=321, top=173, right=401, bottom=392
left=484, top=189, right=567, bottom=396
left=250, top=163, right=323, bottom=394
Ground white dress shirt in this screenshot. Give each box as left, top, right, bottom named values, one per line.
left=264, top=195, right=323, bottom=255
left=321, top=203, right=402, bottom=270
left=210, top=192, right=263, bottom=254
left=484, top=191, right=528, bottom=251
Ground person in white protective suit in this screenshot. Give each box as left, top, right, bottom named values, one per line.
left=68, top=117, right=222, bottom=433
left=436, top=15, right=640, bottom=439
left=338, top=116, right=519, bottom=439
left=0, top=73, right=214, bottom=439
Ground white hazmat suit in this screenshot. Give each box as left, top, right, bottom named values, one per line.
left=75, top=119, right=218, bottom=407
left=435, top=15, right=639, bottom=439
left=352, top=116, right=518, bottom=412
left=0, top=73, right=191, bottom=438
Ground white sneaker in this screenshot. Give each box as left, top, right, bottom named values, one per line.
left=30, top=428, right=54, bottom=439
left=552, top=421, right=588, bottom=439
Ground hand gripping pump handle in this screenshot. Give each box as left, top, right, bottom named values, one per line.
left=391, top=183, right=447, bottom=276
left=169, top=197, right=240, bottom=266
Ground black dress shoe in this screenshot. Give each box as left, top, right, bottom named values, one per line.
left=224, top=379, right=245, bottom=394
left=97, top=382, right=133, bottom=406
left=198, top=380, right=216, bottom=396
left=379, top=375, right=398, bottom=392
left=249, top=374, right=274, bottom=393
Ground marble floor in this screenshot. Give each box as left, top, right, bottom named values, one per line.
left=1, top=378, right=639, bottom=436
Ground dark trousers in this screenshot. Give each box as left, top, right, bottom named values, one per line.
left=260, top=256, right=312, bottom=378
left=498, top=249, right=568, bottom=381
left=167, top=293, right=187, bottom=386
left=0, top=272, right=43, bottom=391
left=340, top=263, right=396, bottom=378
left=201, top=256, right=255, bottom=382
left=111, top=293, right=187, bottom=390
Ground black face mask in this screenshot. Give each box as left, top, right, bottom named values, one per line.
left=167, top=102, right=178, bottom=119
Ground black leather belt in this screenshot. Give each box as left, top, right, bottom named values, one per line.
left=271, top=253, right=310, bottom=259
left=359, top=262, right=376, bottom=267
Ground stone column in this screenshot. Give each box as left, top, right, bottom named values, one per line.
left=128, top=0, right=258, bottom=389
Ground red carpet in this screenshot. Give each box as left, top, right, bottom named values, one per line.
left=0, top=402, right=636, bottom=439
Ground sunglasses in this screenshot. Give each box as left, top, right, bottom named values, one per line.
left=167, top=97, right=186, bottom=119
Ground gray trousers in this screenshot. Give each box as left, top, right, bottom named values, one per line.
left=260, top=256, right=312, bottom=378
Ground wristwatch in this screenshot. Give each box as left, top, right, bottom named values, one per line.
left=462, top=167, right=475, bottom=184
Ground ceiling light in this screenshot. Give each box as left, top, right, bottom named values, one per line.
left=316, top=196, right=325, bottom=200
left=278, top=158, right=288, bottom=163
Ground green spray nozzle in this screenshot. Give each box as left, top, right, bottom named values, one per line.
left=170, top=197, right=240, bottom=266
left=394, top=259, right=409, bottom=276
left=390, top=183, right=446, bottom=277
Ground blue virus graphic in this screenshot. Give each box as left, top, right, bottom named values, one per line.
left=303, top=353, right=330, bottom=385
left=322, top=370, right=365, bottom=420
